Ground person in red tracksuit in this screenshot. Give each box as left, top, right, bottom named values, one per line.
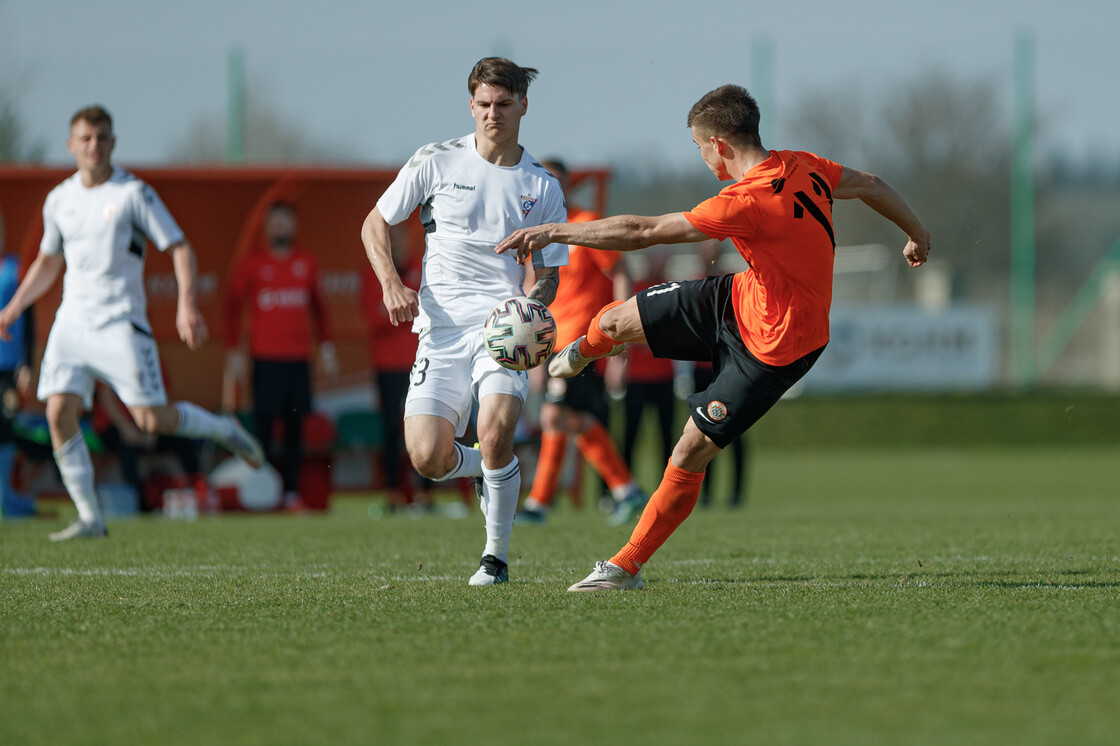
left=361, top=235, right=434, bottom=512
left=224, top=201, right=337, bottom=509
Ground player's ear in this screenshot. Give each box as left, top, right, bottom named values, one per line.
left=520, top=96, right=528, bottom=115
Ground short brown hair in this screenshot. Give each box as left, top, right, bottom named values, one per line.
left=467, top=57, right=538, bottom=98
left=686, top=85, right=761, bottom=148
left=70, top=105, right=113, bottom=130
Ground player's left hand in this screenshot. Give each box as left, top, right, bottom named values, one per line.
left=496, top=224, right=559, bottom=263
left=903, top=238, right=931, bottom=268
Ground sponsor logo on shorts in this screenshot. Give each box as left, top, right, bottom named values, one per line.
left=706, top=401, right=728, bottom=422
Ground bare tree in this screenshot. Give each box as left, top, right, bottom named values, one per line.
left=788, top=71, right=1012, bottom=295
left=0, top=89, right=45, bottom=163
left=169, top=87, right=346, bottom=164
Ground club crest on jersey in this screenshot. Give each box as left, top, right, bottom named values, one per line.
left=519, top=194, right=538, bottom=217
left=706, top=401, right=728, bottom=422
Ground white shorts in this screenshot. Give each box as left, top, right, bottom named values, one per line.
left=38, top=318, right=168, bottom=410
left=404, top=325, right=528, bottom=438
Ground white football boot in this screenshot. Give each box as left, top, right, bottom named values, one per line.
left=49, top=519, right=108, bottom=542
left=469, top=554, right=509, bottom=586
left=567, top=560, right=643, bottom=592
left=220, top=416, right=266, bottom=469
left=547, top=336, right=625, bottom=379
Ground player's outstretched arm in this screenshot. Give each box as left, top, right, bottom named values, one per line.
left=0, top=252, right=64, bottom=341
left=169, top=241, right=208, bottom=350
left=361, top=206, right=419, bottom=327
left=833, top=166, right=932, bottom=268
left=497, top=213, right=708, bottom=262
left=526, top=265, right=559, bottom=307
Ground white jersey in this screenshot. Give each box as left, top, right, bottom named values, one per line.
left=377, top=134, right=568, bottom=330
left=40, top=167, right=185, bottom=332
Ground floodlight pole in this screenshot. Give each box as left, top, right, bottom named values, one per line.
left=1010, top=31, right=1036, bottom=387
left=226, top=44, right=246, bottom=165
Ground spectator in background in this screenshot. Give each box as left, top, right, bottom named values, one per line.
left=0, top=105, right=265, bottom=541
left=224, top=200, right=338, bottom=511
left=0, top=210, right=36, bottom=518
left=692, top=239, right=749, bottom=508
left=361, top=227, right=433, bottom=512
left=621, top=251, right=675, bottom=484
left=516, top=159, right=645, bottom=526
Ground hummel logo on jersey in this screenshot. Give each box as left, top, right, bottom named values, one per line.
left=453, top=183, right=476, bottom=191
left=519, top=195, right=538, bottom=217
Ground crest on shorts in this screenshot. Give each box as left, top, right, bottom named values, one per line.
left=706, top=401, right=728, bottom=422
left=519, top=194, right=537, bottom=217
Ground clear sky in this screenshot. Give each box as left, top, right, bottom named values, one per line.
left=2, top=0, right=1117, bottom=170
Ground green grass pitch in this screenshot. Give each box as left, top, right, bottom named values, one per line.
left=2, top=445, right=1118, bottom=745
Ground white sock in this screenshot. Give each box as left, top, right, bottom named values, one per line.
left=435, top=442, right=483, bottom=481
left=54, top=433, right=102, bottom=525
left=173, top=402, right=233, bottom=441
left=481, top=456, right=520, bottom=562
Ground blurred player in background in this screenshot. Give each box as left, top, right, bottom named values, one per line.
left=498, top=84, right=931, bottom=590
left=0, top=210, right=35, bottom=518
left=691, top=239, right=749, bottom=508
left=0, top=105, right=265, bottom=541
left=360, top=226, right=433, bottom=512
left=360, top=58, right=568, bottom=585
left=516, top=159, right=645, bottom=526
left=621, top=251, right=675, bottom=484
left=224, top=200, right=337, bottom=510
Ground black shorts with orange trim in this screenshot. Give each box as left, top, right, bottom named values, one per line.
left=636, top=275, right=824, bottom=448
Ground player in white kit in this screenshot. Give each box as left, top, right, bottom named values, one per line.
left=0, top=105, right=264, bottom=541
left=361, top=58, right=568, bottom=585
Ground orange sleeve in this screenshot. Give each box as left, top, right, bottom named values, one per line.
left=684, top=192, right=758, bottom=241
left=796, top=151, right=843, bottom=187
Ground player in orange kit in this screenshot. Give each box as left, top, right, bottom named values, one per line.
left=498, top=84, right=931, bottom=590
left=516, top=159, right=645, bottom=526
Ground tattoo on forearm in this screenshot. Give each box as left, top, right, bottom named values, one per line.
left=528, top=269, right=559, bottom=307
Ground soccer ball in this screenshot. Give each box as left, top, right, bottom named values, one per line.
left=482, top=296, right=557, bottom=371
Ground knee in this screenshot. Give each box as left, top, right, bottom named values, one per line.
left=409, top=448, right=451, bottom=480
left=475, top=427, right=514, bottom=467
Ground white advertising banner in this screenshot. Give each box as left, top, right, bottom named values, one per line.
left=801, top=305, right=999, bottom=391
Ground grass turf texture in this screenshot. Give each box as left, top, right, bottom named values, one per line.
left=2, top=445, right=1118, bottom=746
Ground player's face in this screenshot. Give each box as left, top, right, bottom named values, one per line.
left=264, top=208, right=297, bottom=250
left=691, top=127, right=731, bottom=181
left=67, top=119, right=115, bottom=174
left=470, top=84, right=526, bottom=147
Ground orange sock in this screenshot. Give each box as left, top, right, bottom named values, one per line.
left=578, top=301, right=624, bottom=357
left=528, top=431, right=568, bottom=507
left=611, top=460, right=705, bottom=574
left=575, top=421, right=632, bottom=490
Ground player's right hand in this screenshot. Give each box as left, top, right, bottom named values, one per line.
left=384, top=284, right=420, bottom=327
left=0, top=303, right=17, bottom=342
left=495, top=224, right=559, bottom=263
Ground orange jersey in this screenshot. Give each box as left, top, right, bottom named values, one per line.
left=684, top=150, right=842, bottom=366
left=549, top=206, right=623, bottom=348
